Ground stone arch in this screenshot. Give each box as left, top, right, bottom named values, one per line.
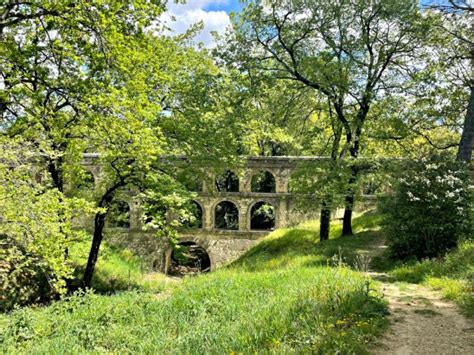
left=181, top=200, right=203, bottom=229
left=249, top=200, right=276, bottom=230
left=251, top=170, right=276, bottom=193
left=215, top=170, right=239, bottom=192
left=214, top=200, right=239, bottom=230
left=168, top=239, right=212, bottom=276
left=107, top=199, right=131, bottom=228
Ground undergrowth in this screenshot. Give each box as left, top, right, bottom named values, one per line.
left=68, top=238, right=172, bottom=294
left=0, top=267, right=387, bottom=354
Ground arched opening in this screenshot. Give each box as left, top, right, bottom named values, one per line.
left=251, top=170, right=276, bottom=193
left=215, top=201, right=239, bottom=230
left=215, top=170, right=239, bottom=192
left=250, top=201, right=276, bottom=230
left=180, top=201, right=203, bottom=229
left=107, top=200, right=130, bottom=228
left=170, top=241, right=211, bottom=276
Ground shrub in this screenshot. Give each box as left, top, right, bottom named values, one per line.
left=380, top=157, right=472, bottom=260
left=0, top=139, right=94, bottom=311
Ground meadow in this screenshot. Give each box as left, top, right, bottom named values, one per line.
left=1, top=212, right=472, bottom=353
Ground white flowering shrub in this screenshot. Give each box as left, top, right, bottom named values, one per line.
left=380, top=157, right=472, bottom=260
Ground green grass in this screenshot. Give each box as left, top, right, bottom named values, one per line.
left=0, top=268, right=387, bottom=354
left=384, top=240, right=474, bottom=317
left=232, top=211, right=384, bottom=272
left=68, top=237, right=173, bottom=294
left=0, top=211, right=388, bottom=354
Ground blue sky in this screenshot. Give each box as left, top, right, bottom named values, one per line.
left=203, top=1, right=243, bottom=12
left=163, top=1, right=241, bottom=47
left=163, top=0, right=469, bottom=48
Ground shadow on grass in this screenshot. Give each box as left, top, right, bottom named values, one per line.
left=68, top=264, right=144, bottom=294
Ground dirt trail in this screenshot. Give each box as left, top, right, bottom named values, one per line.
left=368, top=272, right=474, bottom=354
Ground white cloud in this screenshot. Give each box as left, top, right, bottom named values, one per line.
left=163, top=1, right=231, bottom=48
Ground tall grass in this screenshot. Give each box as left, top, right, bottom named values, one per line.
left=0, top=212, right=388, bottom=354
left=68, top=238, right=172, bottom=293
left=0, top=267, right=387, bottom=354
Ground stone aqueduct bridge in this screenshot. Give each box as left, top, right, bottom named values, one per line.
left=82, top=156, right=370, bottom=271
left=175, top=156, right=315, bottom=271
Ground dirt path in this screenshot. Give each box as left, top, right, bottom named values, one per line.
left=369, top=272, right=474, bottom=355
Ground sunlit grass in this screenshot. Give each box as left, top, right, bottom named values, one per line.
left=0, top=211, right=389, bottom=353
left=232, top=210, right=384, bottom=272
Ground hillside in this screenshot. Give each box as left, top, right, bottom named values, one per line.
left=1, top=211, right=472, bottom=354
left=1, top=213, right=388, bottom=354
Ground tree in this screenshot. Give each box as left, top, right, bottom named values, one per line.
left=79, top=34, right=245, bottom=286
left=221, top=0, right=431, bottom=235
left=1, top=1, right=165, bottom=191
left=427, top=0, right=474, bottom=162
left=1, top=1, right=244, bottom=288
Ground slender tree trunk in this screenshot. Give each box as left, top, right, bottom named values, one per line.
left=342, top=115, right=365, bottom=236
left=319, top=200, right=331, bottom=241
left=342, top=162, right=358, bottom=236
left=320, top=116, right=343, bottom=241
left=457, top=85, right=474, bottom=163
left=83, top=190, right=116, bottom=288
left=83, top=212, right=107, bottom=287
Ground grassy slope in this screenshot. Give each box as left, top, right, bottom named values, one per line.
left=0, top=213, right=388, bottom=354
left=232, top=211, right=384, bottom=272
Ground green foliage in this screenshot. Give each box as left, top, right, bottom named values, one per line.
left=0, top=212, right=388, bottom=353
left=0, top=139, right=94, bottom=311
left=380, top=157, right=472, bottom=260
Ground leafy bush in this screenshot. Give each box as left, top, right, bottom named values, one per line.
left=380, top=157, right=472, bottom=260
left=0, top=139, right=94, bottom=311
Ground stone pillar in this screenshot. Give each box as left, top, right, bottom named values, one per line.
left=276, top=198, right=289, bottom=228
left=202, top=199, right=213, bottom=231
left=276, top=169, right=290, bottom=193
left=239, top=170, right=252, bottom=193
left=239, top=201, right=249, bottom=231
left=129, top=197, right=142, bottom=230
left=202, top=171, right=214, bottom=193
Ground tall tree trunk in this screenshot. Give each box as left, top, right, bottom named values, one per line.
left=320, top=117, right=343, bottom=240
left=319, top=200, right=331, bottom=241
left=83, top=192, right=115, bottom=288
left=342, top=117, right=364, bottom=236
left=457, top=85, right=474, bottom=163
left=342, top=171, right=356, bottom=236
left=47, top=156, right=64, bottom=192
